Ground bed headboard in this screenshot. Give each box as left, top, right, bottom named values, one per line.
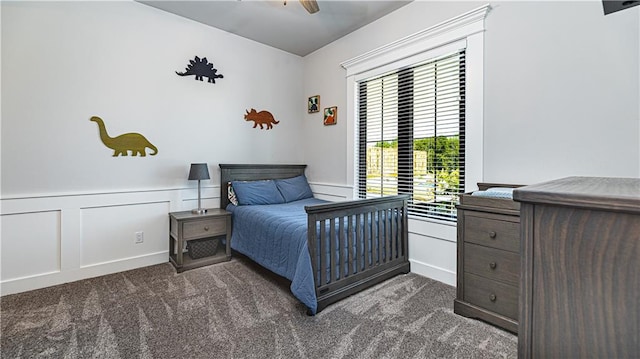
left=219, top=164, right=307, bottom=209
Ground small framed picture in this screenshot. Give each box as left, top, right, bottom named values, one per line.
left=308, top=95, right=320, bottom=113
left=323, top=106, right=337, bottom=126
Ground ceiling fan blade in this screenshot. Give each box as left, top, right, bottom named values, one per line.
left=299, top=0, right=319, bottom=14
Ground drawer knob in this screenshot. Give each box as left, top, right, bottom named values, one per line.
left=489, top=294, right=497, bottom=302
left=489, top=262, right=497, bottom=269
left=204, top=226, right=209, bottom=231
left=489, top=231, right=497, bottom=238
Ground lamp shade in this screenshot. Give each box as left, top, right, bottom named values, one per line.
left=188, top=163, right=210, bottom=180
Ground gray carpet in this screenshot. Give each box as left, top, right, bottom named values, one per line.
left=1, top=256, right=516, bottom=358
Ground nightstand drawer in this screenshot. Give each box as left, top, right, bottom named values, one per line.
left=464, top=243, right=519, bottom=286
left=464, top=215, right=519, bottom=252
left=183, top=217, right=226, bottom=240
left=464, top=272, right=518, bottom=320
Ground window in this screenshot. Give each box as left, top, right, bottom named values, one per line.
left=342, top=4, right=488, bottom=225
left=357, top=50, right=466, bottom=222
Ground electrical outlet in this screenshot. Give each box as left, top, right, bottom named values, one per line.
left=134, top=231, right=144, bottom=244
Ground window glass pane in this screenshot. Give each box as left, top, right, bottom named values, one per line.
left=358, top=50, right=465, bottom=221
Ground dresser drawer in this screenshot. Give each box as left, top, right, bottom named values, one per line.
left=464, top=243, right=519, bottom=286
left=464, top=214, right=519, bottom=252
left=182, top=217, right=227, bottom=240
left=464, top=272, right=518, bottom=320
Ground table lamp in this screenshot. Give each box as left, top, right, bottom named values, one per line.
left=188, top=163, right=210, bottom=214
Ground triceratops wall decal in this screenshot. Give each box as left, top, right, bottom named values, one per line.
left=244, top=109, right=280, bottom=130
left=176, top=56, right=224, bottom=84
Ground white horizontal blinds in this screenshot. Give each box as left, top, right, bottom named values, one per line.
left=411, top=50, right=465, bottom=220
left=359, top=73, right=399, bottom=198
left=358, top=50, right=466, bottom=221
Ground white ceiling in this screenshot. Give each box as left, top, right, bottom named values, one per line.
left=139, top=0, right=412, bottom=56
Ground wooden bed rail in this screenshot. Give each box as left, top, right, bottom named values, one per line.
left=306, top=195, right=410, bottom=312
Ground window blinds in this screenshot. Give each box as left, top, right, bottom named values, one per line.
left=357, top=50, right=466, bottom=221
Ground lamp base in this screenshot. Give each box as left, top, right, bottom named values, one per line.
left=191, top=208, right=208, bottom=215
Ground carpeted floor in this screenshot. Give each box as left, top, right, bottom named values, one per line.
left=1, top=256, right=516, bottom=358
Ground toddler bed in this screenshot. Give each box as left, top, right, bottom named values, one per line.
left=219, top=164, right=410, bottom=314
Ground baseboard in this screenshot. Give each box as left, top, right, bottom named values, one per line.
left=0, top=251, right=168, bottom=296
left=410, top=259, right=456, bottom=287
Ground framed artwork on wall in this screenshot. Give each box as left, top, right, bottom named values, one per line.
left=323, top=106, right=337, bottom=126
left=308, top=95, right=320, bottom=113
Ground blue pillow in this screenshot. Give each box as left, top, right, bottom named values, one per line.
left=275, top=175, right=314, bottom=202
left=231, top=180, right=285, bottom=205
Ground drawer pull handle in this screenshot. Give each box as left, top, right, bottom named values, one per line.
left=204, top=226, right=209, bottom=231
left=489, top=294, right=497, bottom=302
left=489, top=231, right=497, bottom=238
left=489, top=262, right=497, bottom=269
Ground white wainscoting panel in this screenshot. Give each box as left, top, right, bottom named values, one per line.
left=309, top=182, right=353, bottom=201
left=0, top=186, right=219, bottom=296
left=181, top=197, right=218, bottom=212
left=1, top=211, right=62, bottom=281
left=80, top=201, right=170, bottom=267
left=408, top=219, right=457, bottom=286
left=407, top=218, right=457, bottom=286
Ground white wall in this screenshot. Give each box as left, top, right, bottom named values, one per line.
left=1, top=1, right=304, bottom=294
left=2, top=1, right=304, bottom=196
left=483, top=1, right=640, bottom=184
left=302, top=1, right=639, bottom=285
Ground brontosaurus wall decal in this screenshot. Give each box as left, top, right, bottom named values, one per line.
left=244, top=109, right=280, bottom=130
left=90, top=116, right=158, bottom=157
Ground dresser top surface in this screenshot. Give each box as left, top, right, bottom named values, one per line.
left=513, top=176, right=640, bottom=213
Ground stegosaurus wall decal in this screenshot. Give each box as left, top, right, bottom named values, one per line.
left=176, top=56, right=224, bottom=84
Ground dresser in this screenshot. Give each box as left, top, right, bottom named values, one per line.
left=454, top=183, right=521, bottom=333
left=513, top=177, right=639, bottom=358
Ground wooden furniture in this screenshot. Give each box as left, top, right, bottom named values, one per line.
left=220, top=164, right=410, bottom=314
left=454, top=183, right=521, bottom=333
left=169, top=209, right=231, bottom=273
left=514, top=177, right=639, bottom=358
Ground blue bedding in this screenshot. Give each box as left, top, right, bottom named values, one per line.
left=227, top=198, right=328, bottom=314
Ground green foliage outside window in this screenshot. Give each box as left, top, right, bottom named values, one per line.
left=368, top=136, right=460, bottom=203
left=374, top=136, right=459, bottom=172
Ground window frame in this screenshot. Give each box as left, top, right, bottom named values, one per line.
left=341, top=4, right=489, bottom=224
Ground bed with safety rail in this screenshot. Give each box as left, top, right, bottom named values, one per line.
left=219, top=164, right=410, bottom=314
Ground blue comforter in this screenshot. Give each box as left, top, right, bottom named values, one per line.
left=227, top=198, right=327, bottom=314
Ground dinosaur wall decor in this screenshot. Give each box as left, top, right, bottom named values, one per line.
left=90, top=116, right=158, bottom=157
left=244, top=109, right=280, bottom=130
left=176, top=56, right=224, bottom=84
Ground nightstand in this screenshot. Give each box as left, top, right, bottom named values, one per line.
left=169, top=209, right=231, bottom=272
